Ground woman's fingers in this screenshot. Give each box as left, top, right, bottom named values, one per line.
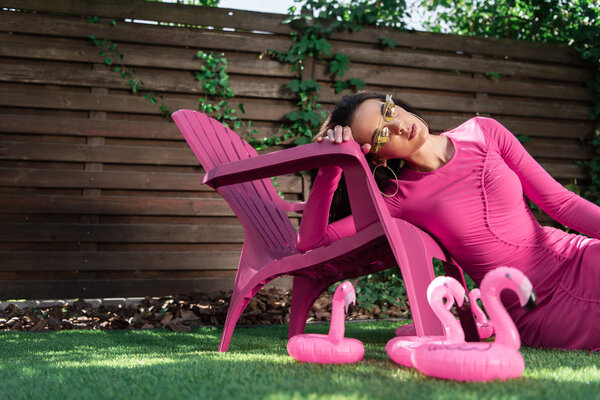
left=318, top=126, right=352, bottom=144
left=334, top=125, right=343, bottom=143
left=361, top=143, right=371, bottom=154
left=327, top=128, right=335, bottom=142
left=343, top=126, right=351, bottom=142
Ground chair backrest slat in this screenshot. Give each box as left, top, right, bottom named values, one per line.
left=173, top=110, right=298, bottom=259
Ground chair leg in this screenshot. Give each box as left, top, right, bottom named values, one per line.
left=288, top=275, right=329, bottom=339
left=389, top=221, right=443, bottom=336
left=219, top=284, right=263, bottom=352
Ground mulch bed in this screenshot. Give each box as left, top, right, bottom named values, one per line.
left=0, top=288, right=410, bottom=333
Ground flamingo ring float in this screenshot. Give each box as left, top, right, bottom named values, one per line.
left=287, top=281, right=364, bottom=364
left=394, top=287, right=494, bottom=339
left=386, top=276, right=468, bottom=367
left=410, top=266, right=537, bottom=382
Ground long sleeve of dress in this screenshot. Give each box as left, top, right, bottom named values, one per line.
left=477, top=117, right=600, bottom=239
left=296, top=165, right=356, bottom=252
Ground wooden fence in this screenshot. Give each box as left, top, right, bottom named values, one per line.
left=0, top=0, right=595, bottom=300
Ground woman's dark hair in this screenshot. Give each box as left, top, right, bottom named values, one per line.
left=315, top=91, right=429, bottom=222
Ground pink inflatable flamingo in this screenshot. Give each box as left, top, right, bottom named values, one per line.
left=386, top=276, right=466, bottom=367
left=287, top=281, right=364, bottom=364
left=395, top=288, right=495, bottom=340
left=411, top=266, right=537, bottom=382
left=469, top=288, right=494, bottom=339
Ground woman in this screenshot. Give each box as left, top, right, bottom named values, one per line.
left=297, top=91, right=599, bottom=350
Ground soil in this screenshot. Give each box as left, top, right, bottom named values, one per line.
left=0, top=288, right=411, bottom=332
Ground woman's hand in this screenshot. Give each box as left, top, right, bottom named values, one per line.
left=316, top=125, right=371, bottom=154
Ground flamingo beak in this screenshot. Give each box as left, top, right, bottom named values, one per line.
left=457, top=293, right=470, bottom=311
left=525, top=290, right=537, bottom=310
left=346, top=301, right=356, bottom=315
left=341, top=282, right=356, bottom=315
left=518, top=278, right=537, bottom=309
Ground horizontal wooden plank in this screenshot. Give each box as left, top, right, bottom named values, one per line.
left=0, top=0, right=292, bottom=35
left=0, top=223, right=246, bottom=243
left=0, top=34, right=295, bottom=77
left=523, top=141, right=593, bottom=160
left=0, top=114, right=181, bottom=139
left=538, top=163, right=587, bottom=180
left=0, top=140, right=199, bottom=165
left=0, top=277, right=238, bottom=299
left=4, top=0, right=584, bottom=66
left=0, top=168, right=303, bottom=193
left=0, top=11, right=292, bottom=54
left=0, top=250, right=240, bottom=271
left=0, top=63, right=295, bottom=100
left=0, top=114, right=281, bottom=142
left=314, top=63, right=591, bottom=102
left=328, top=42, right=591, bottom=83
left=331, top=27, right=585, bottom=67
left=0, top=195, right=238, bottom=216
left=0, top=87, right=295, bottom=120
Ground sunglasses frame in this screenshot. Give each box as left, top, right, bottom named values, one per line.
left=372, top=94, right=396, bottom=153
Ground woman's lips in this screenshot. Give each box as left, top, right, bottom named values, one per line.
left=408, top=123, right=416, bottom=140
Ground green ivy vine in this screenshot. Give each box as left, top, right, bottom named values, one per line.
left=88, top=18, right=171, bottom=118
left=86, top=17, right=259, bottom=138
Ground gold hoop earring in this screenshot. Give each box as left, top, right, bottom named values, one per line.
left=373, top=164, right=399, bottom=198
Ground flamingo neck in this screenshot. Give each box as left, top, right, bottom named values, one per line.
left=430, top=291, right=464, bottom=341
left=470, top=291, right=489, bottom=323
left=481, top=286, right=520, bottom=349
left=328, top=295, right=345, bottom=344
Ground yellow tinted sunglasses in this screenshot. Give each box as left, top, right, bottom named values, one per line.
left=372, top=94, right=395, bottom=152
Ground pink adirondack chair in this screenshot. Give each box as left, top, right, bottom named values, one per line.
left=172, top=110, right=478, bottom=352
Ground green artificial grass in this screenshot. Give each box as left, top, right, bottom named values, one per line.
left=1, top=321, right=598, bottom=400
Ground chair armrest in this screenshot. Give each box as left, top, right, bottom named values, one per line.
left=202, top=140, right=384, bottom=231
left=201, top=141, right=365, bottom=188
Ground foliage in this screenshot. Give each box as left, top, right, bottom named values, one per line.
left=352, top=259, right=475, bottom=313
left=422, top=0, right=600, bottom=203
left=88, top=23, right=171, bottom=118
left=195, top=51, right=245, bottom=130
left=354, top=268, right=407, bottom=313
left=290, top=0, right=410, bottom=30
left=379, top=37, right=398, bottom=50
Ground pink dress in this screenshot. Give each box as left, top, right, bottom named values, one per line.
left=298, top=117, right=600, bottom=349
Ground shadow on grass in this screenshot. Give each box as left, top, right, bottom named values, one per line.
left=0, top=322, right=598, bottom=400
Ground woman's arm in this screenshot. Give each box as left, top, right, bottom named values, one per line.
left=296, top=125, right=363, bottom=252
left=477, top=117, right=600, bottom=238
left=296, top=165, right=356, bottom=252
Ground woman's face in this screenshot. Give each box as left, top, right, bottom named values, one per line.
left=350, top=99, right=428, bottom=162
